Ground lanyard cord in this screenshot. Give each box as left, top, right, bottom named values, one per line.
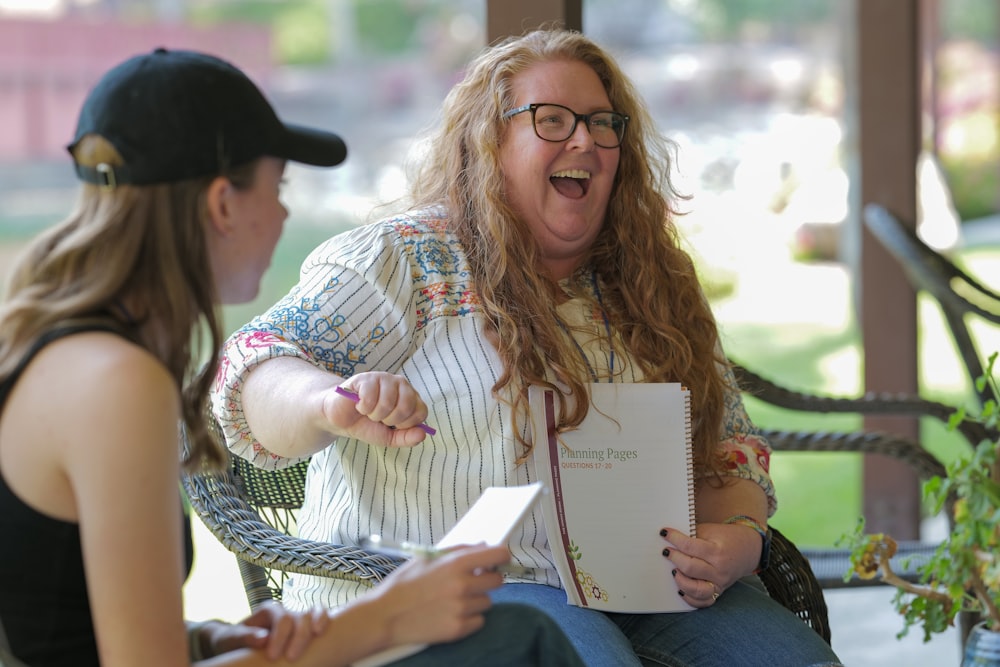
left=555, top=270, right=614, bottom=383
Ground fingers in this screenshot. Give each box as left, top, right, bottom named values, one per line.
left=386, top=544, right=509, bottom=603
left=661, top=527, right=724, bottom=609
left=671, top=567, right=723, bottom=608
left=262, top=613, right=294, bottom=660
left=340, top=374, right=427, bottom=425
left=334, top=372, right=431, bottom=443
left=234, top=603, right=330, bottom=661
left=209, top=624, right=268, bottom=655
left=419, top=545, right=508, bottom=595
left=380, top=556, right=500, bottom=647
left=447, top=543, right=514, bottom=574
left=659, top=528, right=701, bottom=575
left=275, top=613, right=322, bottom=662
left=310, top=605, right=331, bottom=635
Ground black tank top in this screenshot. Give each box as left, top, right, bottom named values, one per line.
left=0, top=324, right=194, bottom=667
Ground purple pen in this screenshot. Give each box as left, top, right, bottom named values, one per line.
left=335, top=385, right=437, bottom=435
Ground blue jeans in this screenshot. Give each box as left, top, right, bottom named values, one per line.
left=393, top=602, right=585, bottom=666
left=490, top=580, right=844, bottom=667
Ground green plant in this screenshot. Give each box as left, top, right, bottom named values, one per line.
left=839, top=353, right=1000, bottom=642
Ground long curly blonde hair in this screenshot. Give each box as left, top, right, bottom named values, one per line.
left=407, top=28, right=727, bottom=473
left=0, top=136, right=250, bottom=471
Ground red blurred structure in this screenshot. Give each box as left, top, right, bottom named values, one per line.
left=0, top=17, right=271, bottom=160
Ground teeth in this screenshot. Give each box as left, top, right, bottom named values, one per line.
left=551, top=169, right=591, bottom=179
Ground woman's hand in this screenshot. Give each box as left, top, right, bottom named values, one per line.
left=322, top=371, right=431, bottom=447
left=372, top=543, right=511, bottom=647
left=201, top=602, right=331, bottom=661
left=659, top=523, right=762, bottom=608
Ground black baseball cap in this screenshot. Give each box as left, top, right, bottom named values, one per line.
left=68, top=48, right=347, bottom=187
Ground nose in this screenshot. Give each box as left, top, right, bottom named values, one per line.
left=565, top=118, right=596, bottom=151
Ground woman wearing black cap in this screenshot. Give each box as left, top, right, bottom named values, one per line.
left=0, top=48, right=583, bottom=667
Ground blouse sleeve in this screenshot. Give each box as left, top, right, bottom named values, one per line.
left=210, top=220, right=418, bottom=470
left=711, top=362, right=778, bottom=517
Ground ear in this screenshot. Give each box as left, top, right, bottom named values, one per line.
left=205, top=176, right=236, bottom=235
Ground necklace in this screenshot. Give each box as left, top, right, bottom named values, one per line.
left=556, top=270, right=615, bottom=383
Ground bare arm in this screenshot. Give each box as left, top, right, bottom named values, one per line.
left=240, top=356, right=349, bottom=459
left=695, top=475, right=768, bottom=527
left=63, top=339, right=201, bottom=666
left=241, top=357, right=431, bottom=460
left=190, top=544, right=513, bottom=667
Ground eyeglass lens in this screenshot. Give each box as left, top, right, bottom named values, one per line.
left=532, top=104, right=626, bottom=148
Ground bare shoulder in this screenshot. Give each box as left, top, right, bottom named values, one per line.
left=40, top=331, right=174, bottom=404
left=1, top=330, right=179, bottom=520
left=7, top=330, right=179, bottom=444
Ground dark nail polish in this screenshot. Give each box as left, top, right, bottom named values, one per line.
left=662, top=548, right=670, bottom=558
left=659, top=528, right=668, bottom=537
left=678, top=591, right=686, bottom=597
left=671, top=569, right=677, bottom=576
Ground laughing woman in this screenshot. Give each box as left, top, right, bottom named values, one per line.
left=213, top=29, right=843, bottom=667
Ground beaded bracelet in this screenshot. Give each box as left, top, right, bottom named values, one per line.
left=724, top=514, right=768, bottom=539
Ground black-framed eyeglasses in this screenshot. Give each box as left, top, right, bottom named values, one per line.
left=503, top=103, right=629, bottom=149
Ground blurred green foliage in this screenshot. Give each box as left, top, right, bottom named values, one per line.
left=942, top=156, right=1000, bottom=222
left=187, top=0, right=457, bottom=64
left=353, top=0, right=423, bottom=55
left=190, top=0, right=329, bottom=64
left=691, top=0, right=835, bottom=41
left=942, top=0, right=999, bottom=43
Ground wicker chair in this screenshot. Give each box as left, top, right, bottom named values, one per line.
left=183, top=448, right=835, bottom=643
left=183, top=455, right=399, bottom=610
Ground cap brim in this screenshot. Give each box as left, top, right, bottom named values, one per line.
left=277, top=124, right=348, bottom=167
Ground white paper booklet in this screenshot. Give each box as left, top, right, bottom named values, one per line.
left=530, top=383, right=696, bottom=613
left=353, top=482, right=545, bottom=667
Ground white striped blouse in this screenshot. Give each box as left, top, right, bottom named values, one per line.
left=211, top=207, right=776, bottom=611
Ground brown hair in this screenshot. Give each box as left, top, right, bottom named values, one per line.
left=407, top=28, right=727, bottom=474
left=0, top=136, right=257, bottom=471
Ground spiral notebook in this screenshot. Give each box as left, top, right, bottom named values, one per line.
left=530, top=383, right=696, bottom=613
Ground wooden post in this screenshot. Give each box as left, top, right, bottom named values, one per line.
left=486, top=0, right=582, bottom=43
left=857, top=0, right=923, bottom=539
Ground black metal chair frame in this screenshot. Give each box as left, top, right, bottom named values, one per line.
left=864, top=202, right=1000, bottom=411
left=729, top=361, right=967, bottom=586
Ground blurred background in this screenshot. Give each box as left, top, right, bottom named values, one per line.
left=1, top=1, right=998, bottom=662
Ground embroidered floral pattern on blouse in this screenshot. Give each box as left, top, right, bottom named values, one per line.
left=211, top=208, right=779, bottom=513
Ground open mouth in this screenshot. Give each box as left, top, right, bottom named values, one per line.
left=550, top=169, right=591, bottom=199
